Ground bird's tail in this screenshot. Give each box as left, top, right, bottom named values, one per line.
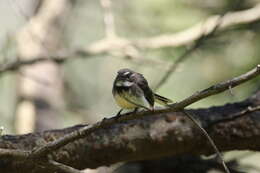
left=154, top=93, right=173, bottom=106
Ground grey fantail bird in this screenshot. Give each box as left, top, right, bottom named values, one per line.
left=112, top=68, right=172, bottom=115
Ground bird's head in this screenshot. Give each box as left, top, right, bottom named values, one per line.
left=114, top=68, right=135, bottom=87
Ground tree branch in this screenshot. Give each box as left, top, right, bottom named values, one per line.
left=0, top=91, right=260, bottom=172
left=136, top=4, right=260, bottom=49
left=47, top=160, right=82, bottom=173
left=1, top=4, right=260, bottom=75
left=161, top=64, right=259, bottom=110
left=23, top=64, right=260, bottom=160
left=153, top=15, right=223, bottom=90
left=0, top=65, right=258, bottom=172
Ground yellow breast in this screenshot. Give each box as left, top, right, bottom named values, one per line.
left=114, top=93, right=137, bottom=109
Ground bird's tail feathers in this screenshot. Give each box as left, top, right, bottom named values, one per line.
left=154, top=93, right=172, bottom=106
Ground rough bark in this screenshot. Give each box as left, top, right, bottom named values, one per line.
left=0, top=91, right=259, bottom=173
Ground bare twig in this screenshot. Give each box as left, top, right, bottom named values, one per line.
left=167, top=64, right=260, bottom=111
left=182, top=110, right=230, bottom=173
left=47, top=160, right=83, bottom=173
left=0, top=49, right=93, bottom=73
left=0, top=61, right=256, bottom=173
left=0, top=56, right=61, bottom=73
left=153, top=45, right=196, bottom=91
left=154, top=15, right=223, bottom=91
left=136, top=4, right=260, bottom=49
left=0, top=5, right=258, bottom=76
left=29, top=124, right=93, bottom=159
left=0, top=65, right=258, bottom=164
left=23, top=64, right=260, bottom=159
left=210, top=105, right=260, bottom=125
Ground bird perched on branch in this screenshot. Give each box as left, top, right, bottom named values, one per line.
left=112, top=68, right=172, bottom=116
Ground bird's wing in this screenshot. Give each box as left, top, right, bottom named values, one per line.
left=154, top=93, right=173, bottom=106
left=120, top=85, right=151, bottom=110
left=133, top=73, right=154, bottom=108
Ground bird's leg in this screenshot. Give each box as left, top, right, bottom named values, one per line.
left=114, top=109, right=124, bottom=121
left=116, top=109, right=123, bottom=117
left=133, top=108, right=139, bottom=114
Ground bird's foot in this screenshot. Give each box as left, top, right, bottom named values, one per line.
left=132, top=108, right=139, bottom=114
left=115, top=109, right=124, bottom=121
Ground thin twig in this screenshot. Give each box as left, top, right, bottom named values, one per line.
left=0, top=65, right=258, bottom=161
left=136, top=4, right=260, bottom=49
left=209, top=105, right=260, bottom=125
left=0, top=5, right=259, bottom=76
left=30, top=124, right=94, bottom=158
left=0, top=4, right=258, bottom=75
left=27, top=64, right=260, bottom=159
left=47, top=160, right=83, bottom=173
left=182, top=110, right=230, bottom=173
left=154, top=15, right=223, bottom=91
left=0, top=49, right=92, bottom=73
left=182, top=105, right=260, bottom=172
left=0, top=56, right=63, bottom=73
left=167, top=65, right=260, bottom=111
left=153, top=45, right=196, bottom=91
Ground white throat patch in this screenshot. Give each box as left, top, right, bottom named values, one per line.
left=116, top=81, right=134, bottom=87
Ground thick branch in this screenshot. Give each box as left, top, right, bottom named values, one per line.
left=0, top=91, right=259, bottom=173
left=23, top=64, right=260, bottom=160
left=0, top=64, right=257, bottom=172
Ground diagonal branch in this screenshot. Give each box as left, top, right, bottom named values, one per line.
left=153, top=15, right=223, bottom=91
left=47, top=160, right=83, bottom=173
left=167, top=64, right=260, bottom=111
left=136, top=4, right=260, bottom=49
left=1, top=5, right=260, bottom=75
left=6, top=64, right=259, bottom=161
left=182, top=110, right=230, bottom=173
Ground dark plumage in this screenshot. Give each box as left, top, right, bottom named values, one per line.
left=113, top=68, right=172, bottom=113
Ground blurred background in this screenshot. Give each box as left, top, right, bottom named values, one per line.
left=0, top=0, right=259, bottom=172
